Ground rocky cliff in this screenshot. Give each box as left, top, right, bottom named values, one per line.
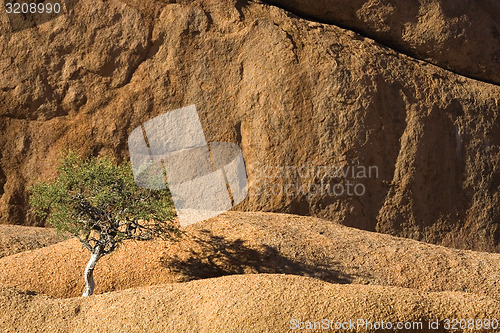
left=0, top=0, right=498, bottom=251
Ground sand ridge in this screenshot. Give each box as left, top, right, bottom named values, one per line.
left=1, top=274, right=499, bottom=333
left=0, top=212, right=498, bottom=300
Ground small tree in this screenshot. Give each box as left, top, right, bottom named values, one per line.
left=29, top=151, right=179, bottom=296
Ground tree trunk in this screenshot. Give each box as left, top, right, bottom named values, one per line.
left=82, top=245, right=103, bottom=297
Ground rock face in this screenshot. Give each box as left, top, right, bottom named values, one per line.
left=266, top=0, right=500, bottom=85
left=0, top=0, right=499, bottom=251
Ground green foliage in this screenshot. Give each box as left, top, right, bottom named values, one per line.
left=29, top=151, right=179, bottom=254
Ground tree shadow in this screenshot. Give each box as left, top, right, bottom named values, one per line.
left=160, top=229, right=353, bottom=284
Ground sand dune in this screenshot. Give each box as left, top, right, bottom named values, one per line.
left=0, top=212, right=499, bottom=300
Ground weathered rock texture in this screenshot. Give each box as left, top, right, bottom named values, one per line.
left=266, top=0, right=500, bottom=85
left=2, top=274, right=500, bottom=333
left=1, top=212, right=499, bottom=299
left=0, top=225, right=67, bottom=258
left=0, top=0, right=499, bottom=251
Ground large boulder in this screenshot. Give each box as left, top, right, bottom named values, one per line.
left=0, top=0, right=499, bottom=251
left=265, top=0, right=500, bottom=85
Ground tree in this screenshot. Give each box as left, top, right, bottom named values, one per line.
left=29, top=151, right=179, bottom=296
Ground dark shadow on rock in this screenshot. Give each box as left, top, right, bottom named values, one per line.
left=160, top=229, right=353, bottom=284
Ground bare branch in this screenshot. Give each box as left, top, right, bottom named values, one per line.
left=76, top=235, right=93, bottom=251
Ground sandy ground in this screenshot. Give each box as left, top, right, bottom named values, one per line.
left=0, top=224, right=68, bottom=258
left=0, top=211, right=499, bottom=299
left=1, top=212, right=499, bottom=332
left=1, top=274, right=499, bottom=333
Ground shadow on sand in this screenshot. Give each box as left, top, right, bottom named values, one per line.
left=160, top=229, right=355, bottom=284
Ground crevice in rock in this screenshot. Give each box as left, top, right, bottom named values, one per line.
left=280, top=27, right=299, bottom=63
left=259, top=0, right=500, bottom=86
left=116, top=4, right=169, bottom=89
left=235, top=0, right=249, bottom=20
left=118, top=28, right=156, bottom=88
left=0, top=165, right=5, bottom=196
left=234, top=121, right=242, bottom=146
